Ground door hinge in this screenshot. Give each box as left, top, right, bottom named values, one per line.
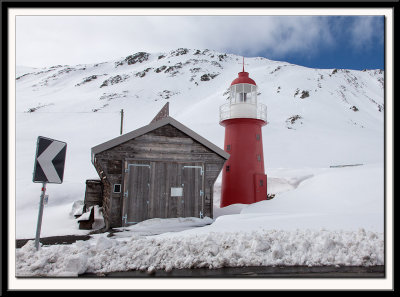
left=200, top=190, right=204, bottom=196
left=122, top=214, right=127, bottom=224
left=125, top=164, right=151, bottom=172
left=199, top=211, right=203, bottom=219
left=129, top=164, right=151, bottom=168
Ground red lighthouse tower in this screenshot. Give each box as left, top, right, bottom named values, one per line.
left=219, top=62, right=268, bottom=207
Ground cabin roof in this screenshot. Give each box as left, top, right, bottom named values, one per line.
left=91, top=116, right=230, bottom=162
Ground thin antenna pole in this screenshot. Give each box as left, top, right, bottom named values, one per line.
left=120, top=109, right=124, bottom=135
left=242, top=57, right=245, bottom=72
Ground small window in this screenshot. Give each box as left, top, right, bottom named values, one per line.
left=226, top=144, right=231, bottom=151
left=257, top=155, right=261, bottom=162
left=259, top=180, right=263, bottom=187
left=256, top=134, right=260, bottom=141
left=226, top=165, right=230, bottom=172
left=113, top=184, right=121, bottom=193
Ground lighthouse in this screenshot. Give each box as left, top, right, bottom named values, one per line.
left=219, top=61, right=268, bottom=207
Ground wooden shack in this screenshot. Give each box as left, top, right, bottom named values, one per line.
left=83, top=179, right=103, bottom=211
left=89, top=104, right=229, bottom=229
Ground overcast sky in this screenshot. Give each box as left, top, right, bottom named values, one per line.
left=15, top=15, right=384, bottom=70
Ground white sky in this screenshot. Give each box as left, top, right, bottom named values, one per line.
left=15, top=13, right=384, bottom=68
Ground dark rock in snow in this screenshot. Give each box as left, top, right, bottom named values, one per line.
left=170, top=48, right=189, bottom=56
left=26, top=103, right=54, bottom=113
left=190, top=67, right=201, bottom=73
left=135, top=68, right=153, bottom=78
left=157, top=90, right=179, bottom=100
left=300, top=90, right=310, bottom=99
left=76, top=75, right=99, bottom=86
left=115, top=52, right=150, bottom=67
left=16, top=73, right=32, bottom=80
left=155, top=66, right=167, bottom=73
left=100, top=74, right=130, bottom=88
left=99, top=91, right=128, bottom=101
left=200, top=73, right=219, bottom=81
left=218, top=54, right=227, bottom=62
left=270, top=66, right=281, bottom=74
left=164, top=63, right=183, bottom=76
left=286, top=115, right=303, bottom=129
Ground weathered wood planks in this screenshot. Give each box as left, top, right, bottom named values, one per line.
left=91, top=123, right=226, bottom=228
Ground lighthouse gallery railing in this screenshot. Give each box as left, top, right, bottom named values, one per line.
left=219, top=102, right=267, bottom=123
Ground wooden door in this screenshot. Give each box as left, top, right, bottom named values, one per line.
left=123, top=162, right=151, bottom=225
left=181, top=163, right=204, bottom=218
left=154, top=162, right=204, bottom=219
left=165, top=162, right=181, bottom=218
left=122, top=161, right=205, bottom=225
left=149, top=161, right=167, bottom=219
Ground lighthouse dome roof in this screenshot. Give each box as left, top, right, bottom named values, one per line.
left=230, top=71, right=256, bottom=86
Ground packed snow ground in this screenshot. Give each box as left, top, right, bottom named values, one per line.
left=15, top=164, right=384, bottom=277
left=13, top=48, right=385, bottom=277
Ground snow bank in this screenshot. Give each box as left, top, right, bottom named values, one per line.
left=240, top=164, right=384, bottom=233
left=16, top=228, right=383, bottom=277
left=112, top=217, right=214, bottom=238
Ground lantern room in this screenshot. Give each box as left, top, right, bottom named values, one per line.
left=220, top=70, right=267, bottom=123
left=230, top=82, right=257, bottom=104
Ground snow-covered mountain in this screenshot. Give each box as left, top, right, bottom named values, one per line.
left=15, top=48, right=384, bottom=236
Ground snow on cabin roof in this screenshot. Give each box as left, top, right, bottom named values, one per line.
left=91, top=116, right=230, bottom=162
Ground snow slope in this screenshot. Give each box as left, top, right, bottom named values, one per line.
left=13, top=48, right=385, bottom=276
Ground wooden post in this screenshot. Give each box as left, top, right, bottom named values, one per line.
left=120, top=109, right=124, bottom=135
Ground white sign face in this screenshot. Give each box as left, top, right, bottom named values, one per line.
left=171, top=187, right=183, bottom=197
left=33, top=136, right=67, bottom=184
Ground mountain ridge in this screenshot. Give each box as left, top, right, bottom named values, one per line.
left=15, top=47, right=384, bottom=183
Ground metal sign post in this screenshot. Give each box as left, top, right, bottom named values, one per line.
left=35, top=182, right=47, bottom=251
left=33, top=136, right=67, bottom=251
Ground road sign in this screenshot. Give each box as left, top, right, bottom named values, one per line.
left=33, top=136, right=66, bottom=250
left=33, top=136, right=67, bottom=184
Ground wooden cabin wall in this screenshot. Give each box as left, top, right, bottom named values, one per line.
left=93, top=157, right=122, bottom=228
left=83, top=180, right=103, bottom=210
left=93, top=124, right=226, bottom=228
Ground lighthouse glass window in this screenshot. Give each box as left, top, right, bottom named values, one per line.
left=232, top=84, right=256, bottom=104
